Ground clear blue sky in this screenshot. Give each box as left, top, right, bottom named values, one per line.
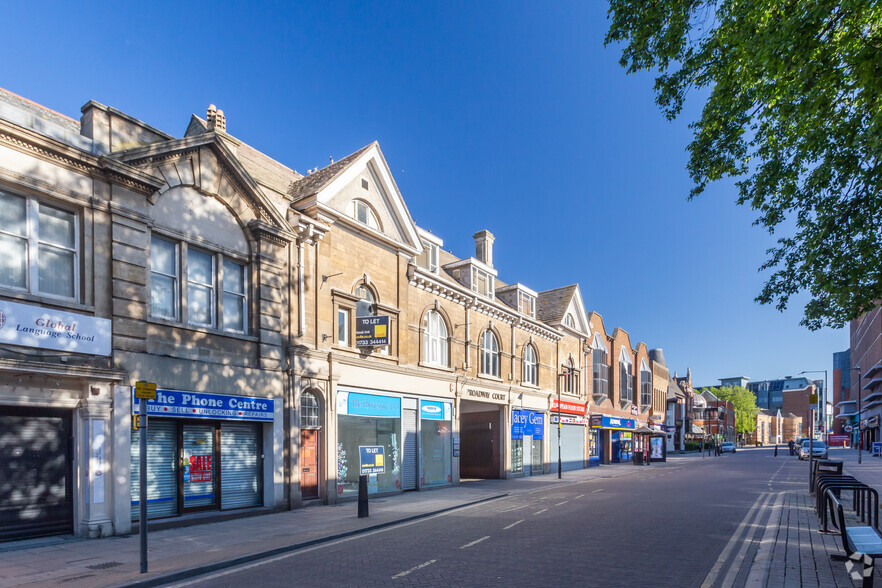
left=1, top=1, right=847, bottom=387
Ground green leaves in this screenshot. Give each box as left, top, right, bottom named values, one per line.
left=607, top=0, right=882, bottom=329
left=710, top=386, right=761, bottom=435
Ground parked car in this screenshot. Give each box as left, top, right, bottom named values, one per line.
left=798, top=439, right=828, bottom=460
left=720, top=442, right=736, bottom=453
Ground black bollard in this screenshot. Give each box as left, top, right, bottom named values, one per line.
left=774, top=444, right=778, bottom=457
left=358, top=475, right=369, bottom=518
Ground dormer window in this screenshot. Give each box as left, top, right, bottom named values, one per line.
left=353, top=200, right=380, bottom=231
left=471, top=266, right=494, bottom=299
left=417, top=239, right=439, bottom=273
left=518, top=291, right=535, bottom=318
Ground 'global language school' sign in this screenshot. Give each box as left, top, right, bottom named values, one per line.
left=133, top=389, right=275, bottom=422
left=0, top=299, right=111, bottom=356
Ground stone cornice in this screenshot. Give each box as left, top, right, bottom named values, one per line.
left=0, top=358, right=126, bottom=381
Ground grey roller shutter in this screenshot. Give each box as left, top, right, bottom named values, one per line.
left=221, top=422, right=261, bottom=509
left=131, top=420, right=178, bottom=520
left=550, top=424, right=585, bottom=473
left=402, top=409, right=417, bottom=490
left=0, top=411, right=72, bottom=541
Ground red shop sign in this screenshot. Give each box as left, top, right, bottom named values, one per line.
left=551, top=399, right=587, bottom=415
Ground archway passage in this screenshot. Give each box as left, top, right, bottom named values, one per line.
left=459, top=400, right=501, bottom=479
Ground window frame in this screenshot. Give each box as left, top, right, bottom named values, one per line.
left=523, top=344, right=538, bottom=386
left=471, top=266, right=494, bottom=299
left=619, top=350, right=634, bottom=404
left=479, top=329, right=500, bottom=377
left=422, top=309, right=449, bottom=367
left=592, top=347, right=610, bottom=398
left=0, top=190, right=80, bottom=301
left=640, top=361, right=652, bottom=408
left=518, top=291, right=535, bottom=318
left=353, top=199, right=381, bottom=231
left=149, top=233, right=250, bottom=334
left=337, top=307, right=350, bottom=346
left=300, top=391, right=321, bottom=429
left=562, top=358, right=579, bottom=395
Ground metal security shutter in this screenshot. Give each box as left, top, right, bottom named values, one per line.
left=402, top=409, right=417, bottom=490
left=221, top=422, right=261, bottom=510
left=550, top=424, right=585, bottom=473
left=131, top=420, right=178, bottom=520
left=523, top=437, right=533, bottom=476
left=0, top=410, right=72, bottom=542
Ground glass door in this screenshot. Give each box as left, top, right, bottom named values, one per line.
left=183, top=424, right=216, bottom=510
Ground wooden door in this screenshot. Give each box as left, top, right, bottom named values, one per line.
left=300, top=430, right=319, bottom=499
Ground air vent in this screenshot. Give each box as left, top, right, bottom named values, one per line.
left=361, top=179, right=369, bottom=190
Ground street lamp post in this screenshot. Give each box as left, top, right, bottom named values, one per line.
left=556, top=370, right=566, bottom=479
left=853, top=367, right=863, bottom=465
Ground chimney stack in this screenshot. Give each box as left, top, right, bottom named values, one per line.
left=473, top=230, right=495, bottom=268
left=206, top=104, right=226, bottom=132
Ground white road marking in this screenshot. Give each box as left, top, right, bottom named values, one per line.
left=503, top=519, right=524, bottom=530
left=533, top=508, right=548, bottom=515
left=554, top=501, right=568, bottom=507
left=392, top=560, right=437, bottom=579
left=701, top=492, right=773, bottom=588
left=460, top=536, right=490, bottom=549
left=744, top=492, right=786, bottom=585
left=574, top=494, right=585, bottom=499
left=592, top=489, right=604, bottom=493
left=499, top=504, right=528, bottom=512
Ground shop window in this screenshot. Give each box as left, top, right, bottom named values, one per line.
left=523, top=344, right=538, bottom=386
left=300, top=391, right=321, bottom=428
left=0, top=191, right=79, bottom=300
left=150, top=235, right=248, bottom=332
left=420, top=402, right=452, bottom=487
left=422, top=310, right=449, bottom=367
left=479, top=329, right=500, bottom=377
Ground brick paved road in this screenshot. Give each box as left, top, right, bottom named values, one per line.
left=178, top=451, right=784, bottom=587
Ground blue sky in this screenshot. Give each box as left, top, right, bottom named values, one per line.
left=1, top=1, right=847, bottom=387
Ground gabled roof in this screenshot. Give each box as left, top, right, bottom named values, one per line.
left=667, top=378, right=685, bottom=400
left=288, top=142, right=421, bottom=253
left=537, top=284, right=589, bottom=335
left=287, top=144, right=373, bottom=202
left=109, top=132, right=291, bottom=231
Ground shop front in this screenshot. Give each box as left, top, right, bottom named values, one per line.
left=549, top=399, right=587, bottom=473
left=459, top=386, right=506, bottom=479
left=335, top=387, right=453, bottom=497
left=511, top=409, right=544, bottom=477
left=131, top=389, right=273, bottom=520
left=589, top=414, right=636, bottom=465
left=0, top=299, right=119, bottom=541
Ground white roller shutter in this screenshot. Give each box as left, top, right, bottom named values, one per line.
left=221, top=422, right=261, bottom=509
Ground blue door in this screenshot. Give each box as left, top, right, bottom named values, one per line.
left=611, top=431, right=621, bottom=463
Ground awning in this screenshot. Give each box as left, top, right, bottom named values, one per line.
left=691, top=423, right=705, bottom=434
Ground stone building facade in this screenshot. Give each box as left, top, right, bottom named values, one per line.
left=0, top=87, right=692, bottom=541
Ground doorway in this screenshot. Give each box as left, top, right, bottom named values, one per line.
left=300, top=429, right=319, bottom=499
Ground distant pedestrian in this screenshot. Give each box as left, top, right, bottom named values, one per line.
left=788, top=440, right=795, bottom=456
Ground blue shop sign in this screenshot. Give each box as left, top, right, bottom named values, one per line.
left=511, top=410, right=545, bottom=439
left=589, top=415, right=636, bottom=430
left=347, top=392, right=401, bottom=418
left=132, top=389, right=274, bottom=422
left=420, top=400, right=450, bottom=421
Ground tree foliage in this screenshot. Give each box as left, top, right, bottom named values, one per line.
left=605, top=1, right=882, bottom=329
left=709, top=386, right=760, bottom=435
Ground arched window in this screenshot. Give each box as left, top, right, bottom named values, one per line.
left=423, top=310, right=448, bottom=367
left=619, top=348, right=634, bottom=403
left=355, top=284, right=388, bottom=354
left=523, top=344, right=538, bottom=386
left=562, top=357, right=579, bottom=394
left=640, top=359, right=652, bottom=408
left=564, top=313, right=575, bottom=328
left=300, top=391, right=320, bottom=428
left=353, top=200, right=380, bottom=230
left=480, top=330, right=500, bottom=377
